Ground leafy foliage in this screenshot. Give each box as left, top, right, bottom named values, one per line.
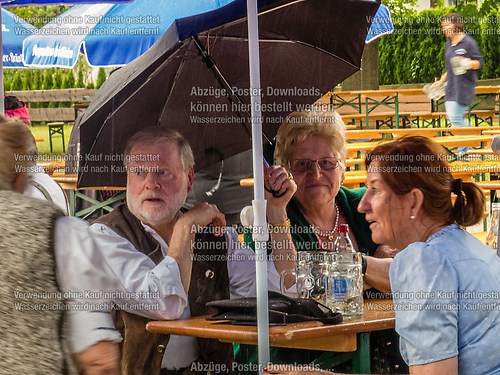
left=95, top=68, right=107, bottom=89
left=8, top=5, right=70, bottom=28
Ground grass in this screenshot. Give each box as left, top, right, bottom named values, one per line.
left=30, top=123, right=74, bottom=156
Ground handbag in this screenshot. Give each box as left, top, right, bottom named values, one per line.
left=206, top=291, right=343, bottom=325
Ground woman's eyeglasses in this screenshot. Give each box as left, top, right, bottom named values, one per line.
left=288, top=158, right=339, bottom=173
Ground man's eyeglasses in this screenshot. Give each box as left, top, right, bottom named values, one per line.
left=288, top=158, right=340, bottom=173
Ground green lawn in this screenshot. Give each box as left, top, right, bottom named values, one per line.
left=30, top=123, right=74, bottom=155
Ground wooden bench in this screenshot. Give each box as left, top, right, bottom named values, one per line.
left=397, top=110, right=497, bottom=129
left=346, top=126, right=500, bottom=141
left=6, top=88, right=96, bottom=123
left=342, top=112, right=414, bottom=129
left=469, top=109, right=497, bottom=127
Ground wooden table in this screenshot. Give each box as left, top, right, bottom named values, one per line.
left=331, top=89, right=426, bottom=129
left=341, top=159, right=500, bottom=188
left=346, top=126, right=500, bottom=140
left=242, top=158, right=500, bottom=189
left=471, top=86, right=500, bottom=113
left=51, top=174, right=125, bottom=219
left=73, top=100, right=91, bottom=119
left=432, top=85, right=500, bottom=113
left=346, top=135, right=493, bottom=158
left=147, top=299, right=395, bottom=373
left=333, top=86, right=499, bottom=130
left=482, top=130, right=500, bottom=135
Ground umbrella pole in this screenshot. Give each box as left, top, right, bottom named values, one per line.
left=247, top=0, right=270, bottom=372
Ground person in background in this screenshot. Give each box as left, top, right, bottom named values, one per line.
left=4, top=95, right=31, bottom=125
left=88, top=127, right=285, bottom=374
left=18, top=127, right=70, bottom=214
left=184, top=150, right=253, bottom=226
left=432, top=12, right=483, bottom=157
left=0, top=117, right=120, bottom=374
left=358, top=136, right=500, bottom=374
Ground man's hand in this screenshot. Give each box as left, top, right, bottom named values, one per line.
left=177, top=202, right=226, bottom=236
left=169, top=203, right=226, bottom=292
left=74, top=341, right=120, bottom=375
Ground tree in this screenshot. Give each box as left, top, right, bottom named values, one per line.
left=62, top=71, right=76, bottom=89
left=23, top=70, right=34, bottom=90
left=11, top=71, right=24, bottom=90
left=33, top=70, right=43, bottom=90
left=53, top=69, right=63, bottom=89
left=9, top=5, right=70, bottom=28
left=76, top=69, right=85, bottom=88
left=383, top=0, right=418, bottom=20
left=43, top=69, right=54, bottom=90
left=96, top=68, right=107, bottom=89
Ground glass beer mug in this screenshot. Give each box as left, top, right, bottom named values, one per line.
left=280, top=251, right=329, bottom=304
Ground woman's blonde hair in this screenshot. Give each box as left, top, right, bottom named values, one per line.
left=0, top=116, right=36, bottom=191
left=274, top=110, right=346, bottom=167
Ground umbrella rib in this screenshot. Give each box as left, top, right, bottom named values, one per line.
left=262, top=39, right=361, bottom=70
left=217, top=36, right=361, bottom=70
left=192, top=35, right=272, bottom=145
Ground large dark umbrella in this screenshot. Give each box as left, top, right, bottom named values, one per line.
left=75, top=0, right=379, bottom=188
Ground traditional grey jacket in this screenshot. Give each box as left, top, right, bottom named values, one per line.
left=0, top=190, right=67, bottom=373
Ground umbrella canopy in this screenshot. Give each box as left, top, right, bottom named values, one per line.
left=76, top=0, right=380, bottom=188
left=366, top=2, right=393, bottom=43
left=22, top=0, right=234, bottom=68
left=2, top=8, right=36, bottom=67
left=23, top=0, right=390, bottom=69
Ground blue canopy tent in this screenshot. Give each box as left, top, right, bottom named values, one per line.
left=2, top=7, right=36, bottom=67
left=22, top=0, right=237, bottom=68
left=0, top=0, right=133, bottom=112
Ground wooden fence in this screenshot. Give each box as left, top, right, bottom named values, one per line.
left=6, top=88, right=97, bottom=123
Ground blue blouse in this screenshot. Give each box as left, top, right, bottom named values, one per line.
left=390, top=224, right=500, bottom=374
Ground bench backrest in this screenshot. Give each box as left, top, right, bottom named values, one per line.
left=6, top=89, right=97, bottom=123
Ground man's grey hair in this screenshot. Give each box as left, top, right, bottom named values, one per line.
left=123, top=127, right=195, bottom=171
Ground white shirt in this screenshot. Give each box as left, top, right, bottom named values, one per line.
left=85, top=222, right=281, bottom=370
left=54, top=217, right=122, bottom=353
left=25, top=171, right=69, bottom=215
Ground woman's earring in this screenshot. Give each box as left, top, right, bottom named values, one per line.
left=410, top=215, right=416, bottom=220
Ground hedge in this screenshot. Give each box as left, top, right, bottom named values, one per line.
left=379, top=6, right=500, bottom=84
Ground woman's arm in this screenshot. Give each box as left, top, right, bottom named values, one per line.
left=364, top=256, right=392, bottom=293
left=410, top=356, right=458, bottom=375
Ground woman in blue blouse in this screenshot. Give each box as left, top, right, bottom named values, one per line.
left=358, top=136, right=500, bottom=374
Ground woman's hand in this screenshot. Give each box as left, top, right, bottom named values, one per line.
left=374, top=244, right=398, bottom=258
left=264, top=165, right=297, bottom=223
